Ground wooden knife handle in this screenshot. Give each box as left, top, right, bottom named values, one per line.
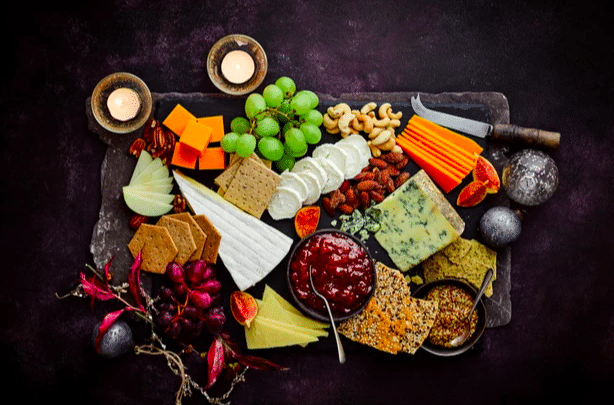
left=491, top=124, right=560, bottom=149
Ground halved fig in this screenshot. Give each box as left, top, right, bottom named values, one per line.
left=230, top=291, right=258, bottom=329
left=457, top=180, right=488, bottom=207
left=473, top=155, right=500, bottom=194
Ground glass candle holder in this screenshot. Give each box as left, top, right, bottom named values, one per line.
left=207, top=34, right=267, bottom=96
left=91, top=72, right=152, bottom=134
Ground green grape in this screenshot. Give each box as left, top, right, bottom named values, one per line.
left=220, top=132, right=240, bottom=153
left=236, top=133, right=257, bottom=157
left=257, top=137, right=284, bottom=161
left=262, top=84, right=284, bottom=108
left=290, top=92, right=311, bottom=116
left=300, top=123, right=322, bottom=145
left=230, top=117, right=251, bottom=134
left=254, top=116, right=280, bottom=137
left=302, top=109, right=323, bottom=127
left=276, top=153, right=296, bottom=172
left=245, top=93, right=267, bottom=120
left=284, top=140, right=308, bottom=158
left=284, top=128, right=307, bottom=153
left=275, top=76, right=296, bottom=98
left=282, top=120, right=299, bottom=135
left=296, top=90, right=319, bottom=109
left=276, top=99, right=294, bottom=123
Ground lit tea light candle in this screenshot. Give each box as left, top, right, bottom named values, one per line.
left=107, top=88, right=141, bottom=121
left=220, top=50, right=255, bottom=84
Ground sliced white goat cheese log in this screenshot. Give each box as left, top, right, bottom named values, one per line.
left=335, top=141, right=363, bottom=179
left=295, top=171, right=322, bottom=205
left=292, top=157, right=328, bottom=190
left=278, top=170, right=309, bottom=202
left=267, top=186, right=303, bottom=220
left=173, top=170, right=294, bottom=291
left=338, top=134, right=371, bottom=168
left=312, top=144, right=348, bottom=175
left=315, top=156, right=345, bottom=194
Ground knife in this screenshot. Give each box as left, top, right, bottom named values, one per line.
left=410, top=95, right=560, bottom=149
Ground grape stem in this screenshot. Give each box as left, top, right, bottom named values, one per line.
left=248, top=107, right=296, bottom=138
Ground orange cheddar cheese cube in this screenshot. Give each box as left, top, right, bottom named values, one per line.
left=171, top=142, right=199, bottom=169
left=198, top=147, right=226, bottom=170
left=163, top=104, right=196, bottom=136
left=197, top=115, right=225, bottom=143
left=180, top=119, right=213, bottom=153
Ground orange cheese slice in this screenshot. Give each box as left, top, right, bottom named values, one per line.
left=197, top=115, right=225, bottom=143
left=180, top=119, right=212, bottom=153
left=163, top=104, right=196, bottom=136
left=171, top=142, right=199, bottom=169
left=198, top=147, right=226, bottom=170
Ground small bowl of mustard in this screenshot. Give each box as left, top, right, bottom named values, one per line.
left=413, top=277, right=487, bottom=356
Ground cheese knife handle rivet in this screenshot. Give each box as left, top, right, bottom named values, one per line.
left=490, top=124, right=560, bottom=150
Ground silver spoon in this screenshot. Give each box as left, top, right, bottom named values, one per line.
left=308, top=267, right=346, bottom=364
left=449, top=268, right=494, bottom=347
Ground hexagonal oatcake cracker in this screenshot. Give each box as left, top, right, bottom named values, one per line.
left=167, top=212, right=207, bottom=261
left=155, top=216, right=197, bottom=266
left=127, top=223, right=178, bottom=274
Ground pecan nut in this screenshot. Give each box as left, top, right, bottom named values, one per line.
left=129, top=213, right=148, bottom=230
left=173, top=194, right=187, bottom=213
left=128, top=138, right=146, bottom=158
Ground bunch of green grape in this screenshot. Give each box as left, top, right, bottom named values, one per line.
left=220, top=76, right=324, bottom=172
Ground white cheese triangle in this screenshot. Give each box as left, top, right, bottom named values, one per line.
left=173, top=170, right=294, bottom=291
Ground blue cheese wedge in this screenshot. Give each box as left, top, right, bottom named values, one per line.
left=373, top=170, right=464, bottom=271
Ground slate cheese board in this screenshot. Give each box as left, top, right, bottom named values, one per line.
left=87, top=91, right=512, bottom=329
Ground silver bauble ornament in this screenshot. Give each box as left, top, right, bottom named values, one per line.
left=479, top=206, right=522, bottom=248
left=92, top=319, right=134, bottom=358
left=502, top=149, right=558, bottom=206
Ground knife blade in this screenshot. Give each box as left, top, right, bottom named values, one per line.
left=410, top=94, right=560, bottom=149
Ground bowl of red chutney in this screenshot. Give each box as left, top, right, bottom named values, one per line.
left=287, top=229, right=376, bottom=322
left=412, top=277, right=487, bottom=356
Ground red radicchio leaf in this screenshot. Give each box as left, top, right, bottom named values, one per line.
left=127, top=250, right=145, bottom=312
left=94, top=308, right=131, bottom=353
left=205, top=337, right=225, bottom=389
left=233, top=354, right=289, bottom=371
left=80, top=272, right=115, bottom=302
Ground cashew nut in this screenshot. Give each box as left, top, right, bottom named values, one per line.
left=338, top=113, right=356, bottom=137
left=378, top=103, right=392, bottom=119
left=360, top=102, right=377, bottom=115
left=388, top=109, right=403, bottom=120
left=326, top=125, right=340, bottom=134
left=367, top=141, right=382, bottom=157
left=351, top=117, right=364, bottom=132
left=391, top=144, right=403, bottom=154
left=372, top=130, right=392, bottom=146
left=328, top=103, right=351, bottom=119
left=373, top=116, right=390, bottom=128
left=387, top=119, right=401, bottom=129
left=368, top=126, right=385, bottom=139
left=351, top=109, right=361, bottom=116
left=323, top=114, right=339, bottom=129
left=356, top=114, right=374, bottom=133
left=378, top=137, right=397, bottom=151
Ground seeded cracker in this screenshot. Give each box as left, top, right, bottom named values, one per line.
left=338, top=262, right=439, bottom=355
left=222, top=157, right=280, bottom=218
left=127, top=223, right=178, bottom=274
left=156, top=216, right=197, bottom=266
left=167, top=212, right=207, bottom=261
left=422, top=238, right=497, bottom=297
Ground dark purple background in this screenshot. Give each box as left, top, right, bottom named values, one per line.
left=2, top=1, right=613, bottom=404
